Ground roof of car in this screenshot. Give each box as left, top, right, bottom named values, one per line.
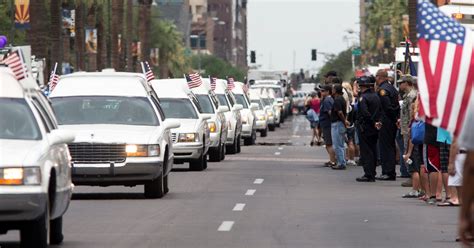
left=213, top=79, right=228, bottom=94
left=0, top=67, right=25, bottom=98
left=50, top=72, right=150, bottom=97
left=150, top=78, right=191, bottom=98
left=231, top=81, right=246, bottom=94
left=191, top=77, right=212, bottom=94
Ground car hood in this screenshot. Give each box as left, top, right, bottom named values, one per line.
left=0, top=139, right=45, bottom=166
left=169, top=119, right=199, bottom=133
left=59, top=124, right=162, bottom=144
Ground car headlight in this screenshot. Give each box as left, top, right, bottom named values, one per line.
left=208, top=122, right=217, bottom=133
left=0, top=167, right=41, bottom=185
left=178, top=133, right=199, bottom=142
left=266, top=110, right=273, bottom=116
left=257, top=114, right=266, bottom=121
left=126, top=144, right=160, bottom=157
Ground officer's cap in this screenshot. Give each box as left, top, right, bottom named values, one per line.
left=356, top=76, right=375, bottom=87
left=397, top=75, right=413, bottom=85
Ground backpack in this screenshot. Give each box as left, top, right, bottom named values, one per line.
left=411, top=121, right=425, bottom=145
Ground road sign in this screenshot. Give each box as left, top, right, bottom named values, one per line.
left=352, top=48, right=362, bottom=56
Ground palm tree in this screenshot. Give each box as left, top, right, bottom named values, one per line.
left=408, top=0, right=417, bottom=46
left=125, top=0, right=133, bottom=71
left=50, top=0, right=62, bottom=73
left=111, top=0, right=124, bottom=70
left=28, top=1, right=49, bottom=63
left=75, top=1, right=85, bottom=71
left=138, top=0, right=152, bottom=63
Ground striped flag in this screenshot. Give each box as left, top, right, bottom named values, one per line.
left=185, top=73, right=202, bottom=88
left=227, top=77, right=235, bottom=90
left=3, top=50, right=27, bottom=80
left=141, top=61, right=155, bottom=82
left=416, top=0, right=474, bottom=135
left=210, top=76, right=217, bottom=91
left=48, top=62, right=60, bottom=92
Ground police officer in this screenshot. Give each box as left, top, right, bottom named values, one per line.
left=355, top=76, right=382, bottom=182
left=375, top=69, right=400, bottom=181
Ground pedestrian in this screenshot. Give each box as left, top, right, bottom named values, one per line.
left=375, top=69, right=400, bottom=181
left=330, top=84, right=348, bottom=170
left=342, top=82, right=356, bottom=166
left=305, top=92, right=321, bottom=146
left=319, top=84, right=336, bottom=167
left=355, top=76, right=382, bottom=182
left=424, top=123, right=443, bottom=205
left=459, top=107, right=474, bottom=245
left=443, top=136, right=462, bottom=207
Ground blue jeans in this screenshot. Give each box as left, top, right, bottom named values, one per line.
left=396, top=129, right=409, bottom=177
left=331, top=121, right=347, bottom=167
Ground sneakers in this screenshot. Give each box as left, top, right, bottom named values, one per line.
left=402, top=190, right=424, bottom=198
left=347, top=160, right=357, bottom=166
left=427, top=197, right=437, bottom=205
left=331, top=165, right=346, bottom=170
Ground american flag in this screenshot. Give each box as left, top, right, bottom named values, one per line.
left=2, top=51, right=27, bottom=81
left=48, top=62, right=60, bottom=92
left=210, top=76, right=217, bottom=91
left=185, top=73, right=202, bottom=88
left=141, top=61, right=155, bottom=82
left=227, top=77, right=235, bottom=90
left=417, top=0, right=474, bottom=135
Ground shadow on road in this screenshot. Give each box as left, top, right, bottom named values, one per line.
left=72, top=192, right=145, bottom=200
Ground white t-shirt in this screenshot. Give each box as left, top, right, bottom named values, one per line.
left=460, top=98, right=474, bottom=149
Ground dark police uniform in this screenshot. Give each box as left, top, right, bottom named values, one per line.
left=356, top=88, right=381, bottom=180
left=377, top=81, right=400, bottom=180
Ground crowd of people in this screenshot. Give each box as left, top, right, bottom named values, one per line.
left=304, top=70, right=473, bottom=244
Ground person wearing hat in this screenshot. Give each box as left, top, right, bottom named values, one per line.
left=375, top=69, right=400, bottom=181
left=355, top=76, right=382, bottom=182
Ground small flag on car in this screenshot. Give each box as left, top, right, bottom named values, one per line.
left=48, top=62, right=60, bottom=92
left=210, top=76, right=217, bottom=91
left=227, top=77, right=235, bottom=90
left=141, top=61, right=155, bottom=82
left=185, top=73, right=202, bottom=89
left=2, top=50, right=27, bottom=81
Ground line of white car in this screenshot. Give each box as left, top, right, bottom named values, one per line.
left=0, top=68, right=284, bottom=247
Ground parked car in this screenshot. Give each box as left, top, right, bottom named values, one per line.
left=252, top=88, right=277, bottom=131
left=196, top=78, right=229, bottom=162
left=214, top=79, right=243, bottom=154
left=0, top=67, right=75, bottom=248
left=232, top=82, right=259, bottom=145
left=248, top=89, right=269, bottom=137
left=151, top=79, right=211, bottom=171
left=50, top=71, right=180, bottom=199
left=252, top=81, right=288, bottom=123
left=293, top=91, right=308, bottom=114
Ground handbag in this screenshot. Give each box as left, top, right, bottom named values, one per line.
left=411, top=120, right=425, bottom=145
left=306, top=108, right=319, bottom=122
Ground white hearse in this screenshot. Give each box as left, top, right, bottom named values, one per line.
left=232, top=82, right=259, bottom=145
left=214, top=79, right=243, bottom=154
left=195, top=78, right=229, bottom=162
left=151, top=79, right=211, bottom=171
left=252, top=82, right=286, bottom=124
left=248, top=89, right=269, bottom=137
left=0, top=66, right=74, bottom=247
left=50, top=71, right=180, bottom=199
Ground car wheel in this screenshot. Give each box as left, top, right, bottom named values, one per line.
left=244, top=136, right=253, bottom=146
left=190, top=151, right=206, bottom=171
left=20, top=203, right=49, bottom=248
left=220, top=143, right=226, bottom=161
left=276, top=122, right=281, bottom=127
left=226, top=138, right=237, bottom=154
left=163, top=174, right=169, bottom=194
left=209, top=146, right=221, bottom=162
left=50, top=217, right=64, bottom=245
left=260, top=127, right=268, bottom=137
left=252, top=130, right=257, bottom=145
left=236, top=135, right=242, bottom=153
left=269, top=124, right=275, bottom=131
left=144, top=169, right=164, bottom=199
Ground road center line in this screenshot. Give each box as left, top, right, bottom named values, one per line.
left=274, top=152, right=281, bottom=155
left=254, top=178, right=264, bottom=184
left=233, top=203, right=246, bottom=211
left=245, top=189, right=256, bottom=196
left=278, top=147, right=284, bottom=150
left=218, top=221, right=234, bottom=231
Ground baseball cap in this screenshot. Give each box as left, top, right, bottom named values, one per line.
left=324, top=71, right=337, bottom=78
left=319, top=84, right=332, bottom=92
left=396, top=75, right=413, bottom=84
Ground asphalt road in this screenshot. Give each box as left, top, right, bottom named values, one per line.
left=1, top=115, right=461, bottom=248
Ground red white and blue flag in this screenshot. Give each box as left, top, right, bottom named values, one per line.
left=227, top=77, right=235, bottom=90
left=48, top=62, right=60, bottom=92
left=141, top=61, right=155, bottom=82
left=2, top=50, right=27, bottom=81
left=417, top=0, right=474, bottom=135
left=209, top=76, right=217, bottom=91
left=185, top=73, right=202, bottom=89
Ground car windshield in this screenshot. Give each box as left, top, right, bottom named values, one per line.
left=273, top=88, right=283, bottom=98
left=51, top=96, right=158, bottom=126
left=263, top=98, right=274, bottom=106
left=0, top=98, right=41, bottom=140
left=217, top=94, right=230, bottom=109
left=196, top=95, right=215, bottom=114
left=160, top=98, right=198, bottom=119
left=250, top=99, right=263, bottom=110
left=235, top=94, right=249, bottom=109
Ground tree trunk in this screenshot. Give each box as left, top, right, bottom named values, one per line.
left=408, top=0, right=417, bottom=46
left=86, top=3, right=97, bottom=71
left=111, top=0, right=123, bottom=70
left=28, top=1, right=49, bottom=59
left=125, top=0, right=134, bottom=71
left=50, top=0, right=62, bottom=73
left=96, top=3, right=105, bottom=71
left=75, top=2, right=85, bottom=71
left=139, top=0, right=152, bottom=63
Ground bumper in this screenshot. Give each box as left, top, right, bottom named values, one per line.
left=209, top=133, right=220, bottom=148
left=173, top=143, right=204, bottom=162
left=267, top=116, right=275, bottom=124
left=226, top=129, right=236, bottom=144
left=241, top=123, right=253, bottom=137
left=72, top=159, right=163, bottom=186
left=0, top=193, right=47, bottom=222
left=255, top=120, right=267, bottom=130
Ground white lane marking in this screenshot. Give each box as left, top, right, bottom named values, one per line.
left=233, top=203, right=246, bottom=211
left=218, top=221, right=234, bottom=231
left=254, top=178, right=264, bottom=184
left=245, top=189, right=256, bottom=196
left=225, top=156, right=327, bottom=163
left=278, top=147, right=284, bottom=150
left=274, top=152, right=281, bottom=155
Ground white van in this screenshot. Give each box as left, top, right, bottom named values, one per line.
left=151, top=79, right=211, bottom=171
left=232, top=82, right=259, bottom=145
left=50, top=71, right=180, bottom=199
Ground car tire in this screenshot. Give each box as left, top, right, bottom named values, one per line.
left=50, top=217, right=64, bottom=245
left=276, top=122, right=281, bottom=127
left=220, top=143, right=226, bottom=161
left=244, top=136, right=253, bottom=146
left=260, top=127, right=268, bottom=137
left=236, top=135, right=242, bottom=153
left=190, top=151, right=206, bottom=171
left=144, top=169, right=164, bottom=199
left=209, top=143, right=221, bottom=162
left=20, top=203, right=49, bottom=248
left=269, top=124, right=275, bottom=131
left=226, top=135, right=238, bottom=154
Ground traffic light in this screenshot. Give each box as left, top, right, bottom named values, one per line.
left=250, top=50, right=256, bottom=63
left=311, top=49, right=317, bottom=61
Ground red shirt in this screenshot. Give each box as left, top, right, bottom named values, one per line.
left=310, top=98, right=321, bottom=114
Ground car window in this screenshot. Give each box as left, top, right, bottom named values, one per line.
left=0, top=98, right=42, bottom=140
left=159, top=98, right=199, bottom=119
left=31, top=97, right=56, bottom=132
left=250, top=99, right=263, bottom=110
left=150, top=96, right=165, bottom=121
left=217, top=94, right=230, bottom=109
left=196, top=95, right=215, bottom=114
left=235, top=94, right=249, bottom=109
left=210, top=94, right=220, bottom=109
left=51, top=96, right=159, bottom=126
left=226, top=93, right=235, bottom=106
left=190, top=96, right=203, bottom=113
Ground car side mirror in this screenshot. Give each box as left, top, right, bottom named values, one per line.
left=163, top=120, right=181, bottom=130
left=250, top=103, right=259, bottom=111
left=217, top=106, right=229, bottom=113
left=48, top=129, right=75, bottom=146
left=200, top=114, right=212, bottom=121
left=233, top=104, right=243, bottom=111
